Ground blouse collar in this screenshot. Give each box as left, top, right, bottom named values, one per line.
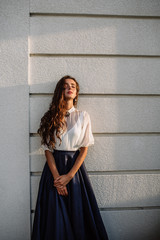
left=67, top=105, right=75, bottom=113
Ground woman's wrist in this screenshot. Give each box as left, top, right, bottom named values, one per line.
left=67, top=171, right=74, bottom=180
left=53, top=173, right=60, bottom=180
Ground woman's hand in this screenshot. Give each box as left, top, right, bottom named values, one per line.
left=56, top=185, right=68, bottom=196
left=54, top=174, right=72, bottom=188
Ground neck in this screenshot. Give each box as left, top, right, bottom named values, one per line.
left=65, top=100, right=74, bottom=110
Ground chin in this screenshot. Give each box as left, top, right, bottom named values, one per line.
left=65, top=96, right=73, bottom=100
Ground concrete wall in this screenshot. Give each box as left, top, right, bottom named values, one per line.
left=0, top=1, right=30, bottom=240
left=0, top=1, right=160, bottom=240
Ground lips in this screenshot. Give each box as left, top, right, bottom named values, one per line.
left=68, top=91, right=73, bottom=94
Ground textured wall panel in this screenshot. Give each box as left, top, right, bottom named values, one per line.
left=101, top=209, right=160, bottom=240
left=30, top=135, right=160, bottom=172
left=31, top=209, right=160, bottom=240
left=30, top=17, right=160, bottom=55
left=29, top=57, right=160, bottom=94
left=31, top=174, right=160, bottom=210
left=30, top=96, right=160, bottom=133
left=0, top=1, right=30, bottom=239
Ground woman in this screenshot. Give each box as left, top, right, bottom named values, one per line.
left=31, top=75, right=109, bottom=240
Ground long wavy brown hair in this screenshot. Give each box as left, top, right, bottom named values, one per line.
left=37, top=75, right=80, bottom=149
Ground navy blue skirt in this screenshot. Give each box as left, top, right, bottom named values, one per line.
left=31, top=149, right=109, bottom=240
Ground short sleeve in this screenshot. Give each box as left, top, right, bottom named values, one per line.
left=41, top=143, right=53, bottom=152
left=40, top=135, right=53, bottom=152
left=79, top=111, right=94, bottom=148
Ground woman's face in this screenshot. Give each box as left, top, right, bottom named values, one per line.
left=63, top=78, right=77, bottom=101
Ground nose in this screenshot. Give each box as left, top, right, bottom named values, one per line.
left=67, top=84, right=72, bottom=89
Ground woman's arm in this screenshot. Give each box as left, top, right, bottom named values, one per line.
left=54, top=147, right=88, bottom=188
left=45, top=150, right=68, bottom=196
left=68, top=147, right=88, bottom=178
left=44, top=150, right=60, bottom=179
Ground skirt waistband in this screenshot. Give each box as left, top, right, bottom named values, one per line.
left=53, top=149, right=80, bottom=153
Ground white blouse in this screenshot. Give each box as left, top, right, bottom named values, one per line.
left=41, top=106, right=94, bottom=152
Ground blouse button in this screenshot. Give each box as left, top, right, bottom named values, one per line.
left=65, top=112, right=70, bottom=117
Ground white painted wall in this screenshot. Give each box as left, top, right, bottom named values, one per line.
left=0, top=1, right=160, bottom=239
left=29, top=1, right=160, bottom=239
left=0, top=1, right=30, bottom=240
